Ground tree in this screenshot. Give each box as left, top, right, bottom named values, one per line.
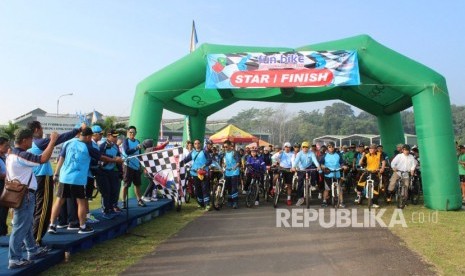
left=0, top=122, right=19, bottom=140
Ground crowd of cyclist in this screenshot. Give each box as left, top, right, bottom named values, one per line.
left=181, top=137, right=436, bottom=210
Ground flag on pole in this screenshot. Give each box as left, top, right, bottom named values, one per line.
left=190, top=20, right=198, bottom=53
left=136, top=147, right=186, bottom=201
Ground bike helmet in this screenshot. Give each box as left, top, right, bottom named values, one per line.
left=283, top=142, right=291, bottom=148
left=293, top=143, right=301, bottom=148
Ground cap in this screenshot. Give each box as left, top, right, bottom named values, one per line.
left=369, top=144, right=377, bottom=149
left=283, top=142, right=291, bottom=148
left=107, top=129, right=119, bottom=137
left=91, top=125, right=103, bottom=134
left=293, top=143, right=301, bottom=148
left=301, top=141, right=310, bottom=148
left=81, top=127, right=93, bottom=136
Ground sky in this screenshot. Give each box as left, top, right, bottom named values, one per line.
left=1, top=0, right=464, bottom=124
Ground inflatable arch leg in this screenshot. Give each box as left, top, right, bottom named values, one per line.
left=128, top=96, right=164, bottom=199
left=377, top=112, right=404, bottom=155
left=412, top=87, right=461, bottom=210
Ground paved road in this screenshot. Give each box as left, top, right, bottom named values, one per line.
left=123, top=200, right=436, bottom=276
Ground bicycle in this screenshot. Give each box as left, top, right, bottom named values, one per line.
left=395, top=170, right=410, bottom=209
left=245, top=167, right=262, bottom=208
left=212, top=169, right=227, bottom=210
left=273, top=167, right=289, bottom=208
left=184, top=167, right=195, bottom=204
left=359, top=168, right=377, bottom=211
left=262, top=168, right=271, bottom=202
left=297, top=168, right=318, bottom=209
left=328, top=168, right=343, bottom=209
left=408, top=169, right=421, bottom=205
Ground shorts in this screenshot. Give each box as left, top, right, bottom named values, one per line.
left=56, top=183, right=86, bottom=199
left=323, top=177, right=337, bottom=191
left=460, top=175, right=465, bottom=182
left=123, top=166, right=141, bottom=187
left=86, top=177, right=95, bottom=199
left=282, top=170, right=293, bottom=185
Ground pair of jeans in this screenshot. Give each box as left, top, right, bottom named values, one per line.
left=9, top=191, right=38, bottom=262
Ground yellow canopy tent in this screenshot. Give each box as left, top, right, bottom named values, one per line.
left=246, top=139, right=271, bottom=148
left=209, top=124, right=258, bottom=144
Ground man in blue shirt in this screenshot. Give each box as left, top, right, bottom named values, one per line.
left=48, top=127, right=122, bottom=234
left=222, top=140, right=241, bottom=209
left=320, top=142, right=347, bottom=208
left=27, top=120, right=85, bottom=246
left=121, top=126, right=145, bottom=208
left=292, top=141, right=321, bottom=207
left=182, top=139, right=212, bottom=211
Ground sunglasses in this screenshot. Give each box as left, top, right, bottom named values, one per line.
left=302, top=146, right=309, bottom=148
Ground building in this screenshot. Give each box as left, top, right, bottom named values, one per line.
left=12, top=108, right=105, bottom=157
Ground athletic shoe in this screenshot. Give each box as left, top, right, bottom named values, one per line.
left=339, top=203, right=346, bottom=208
left=311, top=186, right=317, bottom=191
left=205, top=205, right=211, bottom=211
left=138, top=199, right=147, bottom=207
left=87, top=215, right=99, bottom=224
left=141, top=196, right=151, bottom=203
left=56, top=224, right=68, bottom=229
left=67, top=223, right=80, bottom=231
left=321, top=201, right=328, bottom=207
left=8, top=259, right=34, bottom=269
left=27, top=246, right=50, bottom=260
left=386, top=196, right=392, bottom=203
left=372, top=204, right=380, bottom=208
left=318, top=193, right=322, bottom=200
left=102, top=212, right=116, bottom=220
left=78, top=225, right=94, bottom=234
left=255, top=201, right=259, bottom=206
left=242, top=190, right=247, bottom=195
left=47, top=225, right=57, bottom=234
left=232, top=202, right=238, bottom=209
left=295, top=198, right=304, bottom=207
left=286, top=199, right=292, bottom=206
left=354, top=195, right=361, bottom=204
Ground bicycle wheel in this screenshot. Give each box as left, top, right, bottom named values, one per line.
left=397, top=185, right=404, bottom=209
left=273, top=178, right=281, bottom=208
left=213, top=184, right=224, bottom=210
left=246, top=180, right=256, bottom=207
left=305, top=179, right=310, bottom=209
left=264, top=175, right=270, bottom=202
left=331, top=184, right=336, bottom=208
left=367, top=183, right=372, bottom=211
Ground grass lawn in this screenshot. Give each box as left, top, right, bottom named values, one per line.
left=40, top=201, right=205, bottom=276
left=386, top=204, right=465, bottom=275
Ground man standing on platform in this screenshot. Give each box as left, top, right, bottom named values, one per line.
left=27, top=121, right=86, bottom=246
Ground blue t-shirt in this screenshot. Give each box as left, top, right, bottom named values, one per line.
left=320, top=152, right=343, bottom=178
left=182, top=149, right=212, bottom=177
left=99, top=141, right=121, bottom=171
left=224, top=151, right=240, bottom=177
left=278, top=151, right=293, bottom=168
left=121, top=138, right=141, bottom=170
left=293, top=151, right=320, bottom=170
left=28, top=128, right=80, bottom=176
left=59, top=139, right=101, bottom=185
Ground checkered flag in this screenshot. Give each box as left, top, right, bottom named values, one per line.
left=137, top=147, right=186, bottom=201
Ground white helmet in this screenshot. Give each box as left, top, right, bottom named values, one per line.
left=283, top=142, right=291, bottom=148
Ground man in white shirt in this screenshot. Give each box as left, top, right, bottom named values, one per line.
left=386, top=144, right=417, bottom=203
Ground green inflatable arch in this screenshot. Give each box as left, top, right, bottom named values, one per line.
left=129, top=34, right=461, bottom=211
